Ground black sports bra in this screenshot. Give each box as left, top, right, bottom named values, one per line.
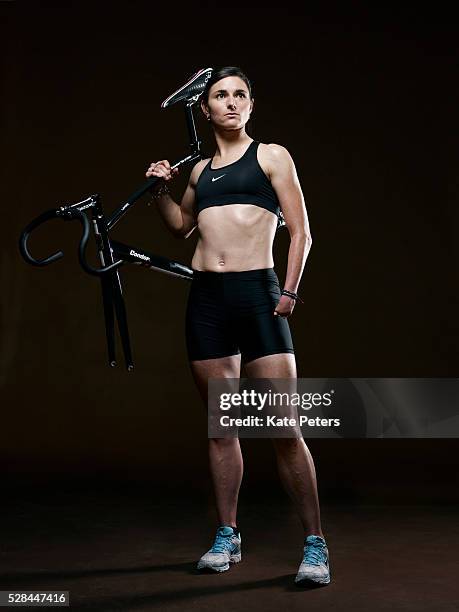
left=195, top=140, right=282, bottom=223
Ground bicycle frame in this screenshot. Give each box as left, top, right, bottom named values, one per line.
left=19, top=66, right=286, bottom=372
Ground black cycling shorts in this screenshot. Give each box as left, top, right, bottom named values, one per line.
left=185, top=267, right=295, bottom=363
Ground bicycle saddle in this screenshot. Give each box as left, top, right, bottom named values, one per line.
left=161, top=67, right=213, bottom=108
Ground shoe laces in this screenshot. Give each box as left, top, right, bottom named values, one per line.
left=210, top=528, right=235, bottom=554
left=303, top=539, right=327, bottom=566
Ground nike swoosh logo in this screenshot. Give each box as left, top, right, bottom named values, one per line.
left=212, top=174, right=226, bottom=182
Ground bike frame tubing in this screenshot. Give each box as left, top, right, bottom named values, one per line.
left=107, top=103, right=201, bottom=230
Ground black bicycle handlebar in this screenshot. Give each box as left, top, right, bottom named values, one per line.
left=19, top=206, right=123, bottom=276
left=19, top=209, right=64, bottom=266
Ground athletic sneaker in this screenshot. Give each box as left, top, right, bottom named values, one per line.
left=295, top=535, right=331, bottom=586
left=197, top=526, right=242, bottom=572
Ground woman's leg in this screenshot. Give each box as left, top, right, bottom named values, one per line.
left=244, top=353, right=324, bottom=538
left=190, top=354, right=243, bottom=528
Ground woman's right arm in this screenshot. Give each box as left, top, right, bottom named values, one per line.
left=146, top=159, right=203, bottom=239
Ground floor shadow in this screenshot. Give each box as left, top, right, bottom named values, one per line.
left=0, top=561, right=195, bottom=585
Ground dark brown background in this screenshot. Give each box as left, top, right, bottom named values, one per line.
left=2, top=2, right=458, bottom=504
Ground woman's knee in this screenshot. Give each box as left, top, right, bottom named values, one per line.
left=271, top=436, right=305, bottom=455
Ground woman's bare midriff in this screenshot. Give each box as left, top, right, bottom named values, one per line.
left=191, top=204, right=277, bottom=272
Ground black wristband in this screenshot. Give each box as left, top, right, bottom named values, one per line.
left=281, top=289, right=304, bottom=304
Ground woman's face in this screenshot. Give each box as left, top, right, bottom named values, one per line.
left=202, top=76, right=253, bottom=130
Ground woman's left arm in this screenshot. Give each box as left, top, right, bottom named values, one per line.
left=267, top=144, right=312, bottom=316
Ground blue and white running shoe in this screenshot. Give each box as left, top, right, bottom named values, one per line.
left=197, top=526, right=242, bottom=572
left=295, top=535, right=331, bottom=586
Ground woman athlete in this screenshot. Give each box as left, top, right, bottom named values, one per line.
left=145, top=66, right=331, bottom=587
